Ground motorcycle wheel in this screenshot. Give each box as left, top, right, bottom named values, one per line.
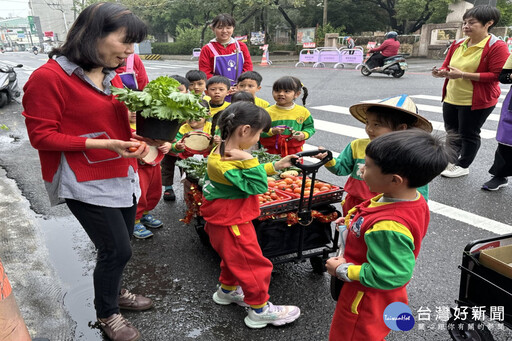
left=392, top=69, right=405, bottom=78
left=0, top=92, right=8, bottom=108
left=360, top=66, right=372, bottom=76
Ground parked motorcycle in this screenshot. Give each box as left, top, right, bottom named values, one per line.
left=0, top=64, right=23, bottom=108
left=359, top=53, right=407, bottom=78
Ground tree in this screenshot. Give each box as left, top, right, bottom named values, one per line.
left=363, top=0, right=452, bottom=33
left=497, top=0, right=512, bottom=27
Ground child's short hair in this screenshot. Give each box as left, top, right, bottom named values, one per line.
left=206, top=76, right=231, bottom=90
left=186, top=70, right=207, bottom=82
left=237, top=71, right=263, bottom=86
left=366, top=106, right=418, bottom=130
left=365, top=129, right=456, bottom=188
left=231, top=91, right=255, bottom=104
left=170, top=74, right=190, bottom=89
left=272, top=76, right=308, bottom=106
left=217, top=102, right=271, bottom=156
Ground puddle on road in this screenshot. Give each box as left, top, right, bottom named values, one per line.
left=37, top=216, right=103, bottom=341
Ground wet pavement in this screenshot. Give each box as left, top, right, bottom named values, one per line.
left=2, top=53, right=512, bottom=340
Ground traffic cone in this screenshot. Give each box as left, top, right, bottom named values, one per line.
left=0, top=259, right=31, bottom=340
left=259, top=51, right=269, bottom=66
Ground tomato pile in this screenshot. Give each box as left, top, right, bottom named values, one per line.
left=258, top=189, right=290, bottom=205
left=268, top=176, right=335, bottom=197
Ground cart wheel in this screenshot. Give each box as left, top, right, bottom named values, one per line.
left=310, top=256, right=326, bottom=274
left=330, top=276, right=344, bottom=301
left=447, top=314, right=494, bottom=341
left=194, top=218, right=211, bottom=246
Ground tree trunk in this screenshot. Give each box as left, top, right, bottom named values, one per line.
left=274, top=0, right=296, bottom=42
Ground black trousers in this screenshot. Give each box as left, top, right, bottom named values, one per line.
left=65, top=198, right=136, bottom=318
left=367, top=52, right=385, bottom=68
left=442, top=102, right=494, bottom=168
left=161, top=154, right=179, bottom=187
left=489, top=143, right=512, bottom=177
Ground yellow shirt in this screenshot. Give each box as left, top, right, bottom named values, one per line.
left=209, top=101, right=230, bottom=118
left=503, top=54, right=512, bottom=69
left=444, top=36, right=490, bottom=106
left=255, top=97, right=270, bottom=108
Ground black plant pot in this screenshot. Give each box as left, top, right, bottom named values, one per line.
left=136, top=113, right=180, bottom=141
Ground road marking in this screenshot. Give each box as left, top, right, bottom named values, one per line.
left=311, top=105, right=497, bottom=138
left=365, top=97, right=501, bottom=121
left=428, top=201, right=512, bottom=235
left=302, top=144, right=512, bottom=235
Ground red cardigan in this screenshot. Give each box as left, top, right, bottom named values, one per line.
left=198, top=40, right=253, bottom=79
left=23, top=59, right=137, bottom=183
left=441, top=35, right=510, bottom=110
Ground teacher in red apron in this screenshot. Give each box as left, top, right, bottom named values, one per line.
left=199, top=13, right=253, bottom=100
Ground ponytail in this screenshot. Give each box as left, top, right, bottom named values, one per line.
left=301, top=84, right=308, bottom=106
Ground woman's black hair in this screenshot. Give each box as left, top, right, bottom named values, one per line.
left=211, top=13, right=236, bottom=29
left=463, top=5, right=501, bottom=30
left=217, top=102, right=271, bottom=156
left=49, top=2, right=147, bottom=71
left=272, top=76, right=309, bottom=106
left=231, top=91, right=255, bottom=104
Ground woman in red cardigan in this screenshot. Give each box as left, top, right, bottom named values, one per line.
left=22, top=3, right=152, bottom=340
left=432, top=5, right=509, bottom=178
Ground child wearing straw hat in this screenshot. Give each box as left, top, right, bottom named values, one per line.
left=318, top=94, right=433, bottom=216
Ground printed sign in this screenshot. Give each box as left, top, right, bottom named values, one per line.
left=44, top=31, right=54, bottom=37
left=250, top=31, right=265, bottom=45
left=303, top=42, right=316, bottom=48
left=297, top=27, right=316, bottom=45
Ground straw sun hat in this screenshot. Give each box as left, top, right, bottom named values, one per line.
left=349, top=94, right=433, bottom=132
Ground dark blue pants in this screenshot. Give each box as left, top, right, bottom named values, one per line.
left=65, top=198, right=136, bottom=318
left=442, top=102, right=494, bottom=168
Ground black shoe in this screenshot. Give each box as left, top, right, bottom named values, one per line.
left=163, top=188, right=176, bottom=201
left=482, top=176, right=508, bottom=191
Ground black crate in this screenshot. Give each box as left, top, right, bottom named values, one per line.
left=255, top=205, right=336, bottom=258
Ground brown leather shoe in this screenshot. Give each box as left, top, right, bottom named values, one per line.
left=98, top=313, right=140, bottom=341
left=119, top=289, right=153, bottom=311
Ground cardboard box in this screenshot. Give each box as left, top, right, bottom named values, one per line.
left=479, top=244, right=512, bottom=279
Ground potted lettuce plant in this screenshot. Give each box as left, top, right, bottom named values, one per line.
left=111, top=76, right=209, bottom=141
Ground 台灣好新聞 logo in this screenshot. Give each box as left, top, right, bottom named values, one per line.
left=383, top=302, right=415, bottom=331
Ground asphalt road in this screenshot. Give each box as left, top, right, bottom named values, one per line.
left=1, top=51, right=511, bottom=341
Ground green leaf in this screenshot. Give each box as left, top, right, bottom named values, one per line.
left=111, top=76, right=209, bottom=122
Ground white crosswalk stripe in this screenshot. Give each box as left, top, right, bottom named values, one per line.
left=306, top=96, right=511, bottom=234
left=300, top=143, right=512, bottom=235
left=312, top=102, right=497, bottom=139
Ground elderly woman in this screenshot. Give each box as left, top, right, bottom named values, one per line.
left=432, top=5, right=509, bottom=178
left=23, top=3, right=152, bottom=340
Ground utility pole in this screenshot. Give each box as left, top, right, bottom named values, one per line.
left=323, top=0, right=327, bottom=26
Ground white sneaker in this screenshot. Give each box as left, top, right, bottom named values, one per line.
left=244, top=302, right=301, bottom=329
left=212, top=286, right=249, bottom=307
left=441, top=163, right=469, bottom=178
